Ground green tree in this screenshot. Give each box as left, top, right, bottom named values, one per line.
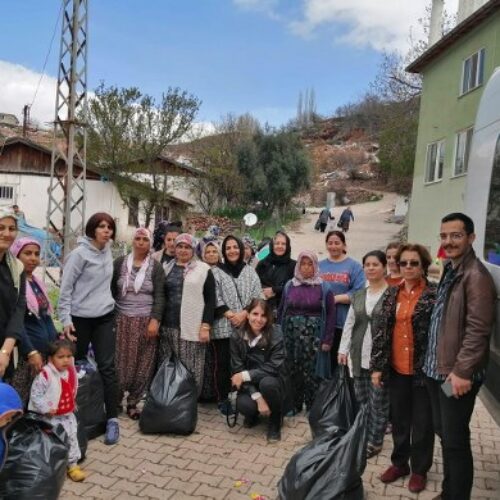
left=237, top=129, right=311, bottom=213
left=85, top=82, right=201, bottom=225
left=187, top=113, right=258, bottom=214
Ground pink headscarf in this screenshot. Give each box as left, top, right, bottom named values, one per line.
left=10, top=237, right=53, bottom=317
left=292, top=251, right=323, bottom=287
left=175, top=233, right=196, bottom=249
left=134, top=227, right=152, bottom=245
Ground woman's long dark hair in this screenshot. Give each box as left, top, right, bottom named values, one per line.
left=240, top=298, right=274, bottom=348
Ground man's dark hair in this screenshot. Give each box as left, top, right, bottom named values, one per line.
left=441, top=213, right=474, bottom=235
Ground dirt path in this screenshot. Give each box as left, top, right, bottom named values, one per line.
left=288, top=192, right=401, bottom=261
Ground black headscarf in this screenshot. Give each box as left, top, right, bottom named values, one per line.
left=220, top=235, right=246, bottom=278
left=268, top=230, right=292, bottom=265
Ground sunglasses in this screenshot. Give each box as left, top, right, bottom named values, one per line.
left=399, top=260, right=421, bottom=268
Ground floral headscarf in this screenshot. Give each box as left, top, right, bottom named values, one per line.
left=292, top=251, right=322, bottom=287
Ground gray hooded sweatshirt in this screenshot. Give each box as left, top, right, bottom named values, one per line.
left=58, top=236, right=115, bottom=327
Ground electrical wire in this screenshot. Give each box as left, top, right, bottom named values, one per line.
left=30, top=1, right=64, bottom=110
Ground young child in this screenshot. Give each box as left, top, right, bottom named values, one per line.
left=0, top=383, right=23, bottom=472
left=28, top=339, right=86, bottom=482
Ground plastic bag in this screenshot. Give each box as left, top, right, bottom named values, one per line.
left=75, top=360, right=107, bottom=440
left=0, top=414, right=69, bottom=500
left=139, top=356, right=198, bottom=435
left=314, top=218, right=321, bottom=230
left=308, top=365, right=356, bottom=439
left=278, top=404, right=369, bottom=500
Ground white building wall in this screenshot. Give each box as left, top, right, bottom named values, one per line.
left=0, top=173, right=141, bottom=242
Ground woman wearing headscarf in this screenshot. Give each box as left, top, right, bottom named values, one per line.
left=111, top=228, right=165, bottom=419
left=277, top=251, right=335, bottom=413
left=9, top=237, right=57, bottom=404
left=256, top=231, right=295, bottom=314
left=211, top=235, right=263, bottom=414
left=0, top=208, right=26, bottom=381
left=199, top=239, right=223, bottom=401
left=159, top=233, right=216, bottom=394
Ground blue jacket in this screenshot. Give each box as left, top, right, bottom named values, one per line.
left=0, top=383, right=23, bottom=471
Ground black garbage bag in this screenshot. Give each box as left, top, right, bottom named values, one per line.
left=0, top=414, right=69, bottom=500
left=308, top=365, right=357, bottom=439
left=75, top=360, right=107, bottom=440
left=139, top=355, right=197, bottom=435
left=278, top=404, right=369, bottom=500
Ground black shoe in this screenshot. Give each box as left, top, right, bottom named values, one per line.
left=243, top=415, right=259, bottom=428
left=267, top=418, right=281, bottom=442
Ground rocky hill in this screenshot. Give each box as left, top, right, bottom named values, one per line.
left=295, top=117, right=386, bottom=206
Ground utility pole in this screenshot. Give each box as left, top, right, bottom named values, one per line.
left=22, top=104, right=30, bottom=137
left=45, top=0, right=88, bottom=284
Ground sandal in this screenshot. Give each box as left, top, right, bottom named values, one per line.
left=126, top=405, right=141, bottom=420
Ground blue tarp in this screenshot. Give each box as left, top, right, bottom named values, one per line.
left=17, top=217, right=61, bottom=267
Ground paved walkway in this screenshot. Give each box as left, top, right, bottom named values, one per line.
left=61, top=194, right=500, bottom=499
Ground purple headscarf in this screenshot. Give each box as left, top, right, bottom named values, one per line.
left=292, top=251, right=323, bottom=287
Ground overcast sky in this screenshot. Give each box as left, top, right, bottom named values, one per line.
left=0, top=0, right=459, bottom=128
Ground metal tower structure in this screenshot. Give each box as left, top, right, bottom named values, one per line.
left=45, top=0, right=88, bottom=284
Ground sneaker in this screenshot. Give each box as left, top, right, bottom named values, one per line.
left=68, top=465, right=87, bottom=482
left=380, top=464, right=410, bottom=483
left=104, top=419, right=120, bottom=445
left=218, top=400, right=236, bottom=416
left=243, top=415, right=259, bottom=428
left=408, top=473, right=427, bottom=493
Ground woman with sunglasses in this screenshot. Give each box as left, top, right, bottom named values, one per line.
left=370, top=243, right=436, bottom=494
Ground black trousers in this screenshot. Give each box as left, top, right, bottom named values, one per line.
left=389, top=370, right=434, bottom=475
left=329, top=327, right=343, bottom=372
left=319, top=223, right=327, bottom=233
left=425, top=377, right=481, bottom=500
left=73, top=312, right=119, bottom=419
left=213, top=338, right=231, bottom=403
left=236, top=376, right=282, bottom=424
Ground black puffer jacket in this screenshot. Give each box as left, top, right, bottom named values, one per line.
left=230, top=326, right=291, bottom=410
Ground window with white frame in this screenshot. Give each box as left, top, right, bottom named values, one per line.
left=461, top=49, right=485, bottom=95
left=454, top=127, right=473, bottom=176
left=425, top=140, right=445, bottom=183
left=0, top=185, right=14, bottom=201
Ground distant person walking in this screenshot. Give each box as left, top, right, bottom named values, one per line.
left=339, top=206, right=354, bottom=233
left=423, top=213, right=496, bottom=500
left=318, top=206, right=333, bottom=233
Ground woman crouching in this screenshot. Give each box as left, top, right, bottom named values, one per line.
left=230, top=299, right=289, bottom=443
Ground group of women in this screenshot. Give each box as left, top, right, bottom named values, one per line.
left=0, top=207, right=438, bottom=492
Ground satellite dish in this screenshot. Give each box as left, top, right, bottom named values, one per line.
left=243, top=213, right=258, bottom=227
